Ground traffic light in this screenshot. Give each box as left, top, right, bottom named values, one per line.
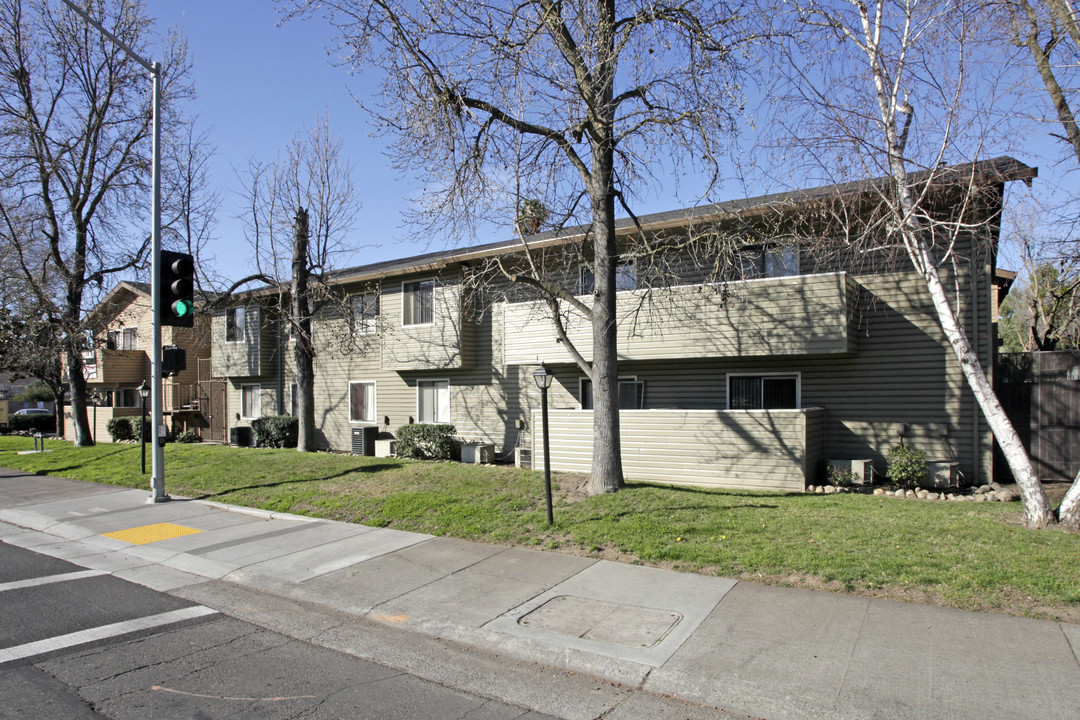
left=159, top=250, right=195, bottom=328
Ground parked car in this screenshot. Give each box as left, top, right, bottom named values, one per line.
left=13, top=408, right=51, bottom=415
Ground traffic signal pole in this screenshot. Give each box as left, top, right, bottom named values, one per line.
left=60, top=1, right=167, bottom=502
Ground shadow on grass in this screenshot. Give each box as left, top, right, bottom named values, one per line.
left=31, top=446, right=135, bottom=474
left=191, top=462, right=404, bottom=500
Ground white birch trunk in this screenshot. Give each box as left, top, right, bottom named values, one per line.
left=1058, top=471, right=1080, bottom=529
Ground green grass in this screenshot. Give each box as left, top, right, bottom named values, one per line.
left=1, top=436, right=1077, bottom=620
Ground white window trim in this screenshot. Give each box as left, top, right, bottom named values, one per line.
left=226, top=307, right=248, bottom=344
left=578, top=375, right=644, bottom=410
left=240, top=383, right=262, bottom=419
left=725, top=372, right=801, bottom=410
left=401, top=278, right=436, bottom=328
left=415, top=378, right=451, bottom=424
left=348, top=380, right=378, bottom=424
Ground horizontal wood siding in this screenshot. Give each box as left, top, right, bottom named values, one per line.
left=212, top=307, right=265, bottom=377
left=381, top=272, right=468, bottom=371
left=89, top=349, right=148, bottom=385
left=503, top=272, right=854, bottom=365
left=533, top=408, right=821, bottom=491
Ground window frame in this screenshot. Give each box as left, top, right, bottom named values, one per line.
left=402, top=279, right=435, bottom=327
left=578, top=376, right=646, bottom=410
left=578, top=256, right=637, bottom=295
left=415, top=379, right=450, bottom=424
left=240, top=383, right=262, bottom=419
left=351, top=291, right=380, bottom=335
left=349, top=380, right=377, bottom=424
left=739, top=245, right=799, bottom=280
left=725, top=372, right=801, bottom=410
left=225, top=307, right=247, bottom=343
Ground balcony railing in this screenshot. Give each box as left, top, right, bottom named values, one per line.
left=503, top=272, right=857, bottom=365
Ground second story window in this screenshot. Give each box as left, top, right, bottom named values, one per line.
left=579, top=257, right=637, bottom=295
left=739, top=246, right=799, bottom=280
left=402, top=280, right=433, bottom=326
left=351, top=292, right=379, bottom=335
left=105, top=328, right=138, bottom=350
left=226, top=307, right=246, bottom=342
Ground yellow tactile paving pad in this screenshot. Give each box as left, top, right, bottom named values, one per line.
left=103, top=522, right=203, bottom=545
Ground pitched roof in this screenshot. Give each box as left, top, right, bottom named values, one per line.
left=83, top=281, right=152, bottom=328
left=246, top=156, right=1037, bottom=292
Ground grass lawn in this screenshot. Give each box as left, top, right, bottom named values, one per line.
left=1, top=436, right=1077, bottom=621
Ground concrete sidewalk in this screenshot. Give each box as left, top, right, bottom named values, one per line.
left=1, top=467, right=1077, bottom=719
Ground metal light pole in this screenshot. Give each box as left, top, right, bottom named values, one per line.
left=61, top=1, right=168, bottom=502
left=138, top=381, right=150, bottom=475
left=532, top=363, right=554, bottom=526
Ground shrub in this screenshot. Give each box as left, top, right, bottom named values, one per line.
left=251, top=415, right=298, bottom=448
left=10, top=412, right=56, bottom=435
left=175, top=429, right=201, bottom=444
left=395, top=423, right=457, bottom=460
left=887, top=444, right=928, bottom=489
left=131, top=415, right=153, bottom=442
left=106, top=417, right=134, bottom=441
left=826, top=465, right=858, bottom=487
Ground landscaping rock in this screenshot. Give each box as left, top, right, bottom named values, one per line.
left=807, top=485, right=816, bottom=492
left=994, top=490, right=1018, bottom=503
left=815, top=486, right=824, bottom=494
left=873, top=488, right=885, bottom=496
left=824, top=486, right=836, bottom=494
left=927, top=493, right=940, bottom=501
left=974, top=494, right=987, bottom=502
left=990, top=481, right=1005, bottom=492
left=916, top=490, right=929, bottom=499
left=905, top=490, right=916, bottom=498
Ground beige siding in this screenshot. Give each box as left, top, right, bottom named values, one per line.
left=503, top=272, right=856, bottom=365
left=533, top=408, right=823, bottom=491
left=380, top=272, right=470, bottom=370
left=212, top=307, right=269, bottom=377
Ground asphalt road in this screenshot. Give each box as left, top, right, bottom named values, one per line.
left=0, top=541, right=556, bottom=719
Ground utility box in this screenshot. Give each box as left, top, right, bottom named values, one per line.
left=351, top=426, right=378, bottom=456
left=461, top=442, right=495, bottom=464
left=827, top=458, right=874, bottom=485
left=374, top=439, right=397, bottom=458
left=229, top=426, right=253, bottom=447
left=927, top=461, right=960, bottom=489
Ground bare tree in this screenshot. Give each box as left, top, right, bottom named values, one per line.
left=240, top=114, right=360, bottom=452
left=281, top=0, right=753, bottom=494
left=0, top=0, right=194, bottom=445
left=773, top=0, right=1080, bottom=527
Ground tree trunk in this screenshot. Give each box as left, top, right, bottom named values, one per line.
left=65, top=346, right=93, bottom=446
left=1058, top=470, right=1080, bottom=529
left=291, top=206, right=317, bottom=452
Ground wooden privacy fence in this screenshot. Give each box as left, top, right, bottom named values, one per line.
left=531, top=408, right=825, bottom=492
left=995, top=351, right=1080, bottom=483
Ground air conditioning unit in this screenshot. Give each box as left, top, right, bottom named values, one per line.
left=461, top=442, right=495, bottom=464
left=351, top=426, right=379, bottom=456
left=230, top=426, right=253, bottom=447
left=927, top=461, right=960, bottom=489
left=515, top=447, right=532, bottom=469
left=827, top=458, right=874, bottom=485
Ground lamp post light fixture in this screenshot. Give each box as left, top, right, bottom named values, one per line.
left=138, top=381, right=150, bottom=475
left=532, top=363, right=554, bottom=526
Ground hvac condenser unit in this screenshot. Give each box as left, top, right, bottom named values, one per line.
left=827, top=458, right=874, bottom=485
left=350, top=426, right=379, bottom=456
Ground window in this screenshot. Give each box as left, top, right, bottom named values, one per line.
left=117, top=388, right=139, bottom=408
left=403, top=280, right=434, bottom=326
left=351, top=292, right=379, bottom=335
left=739, top=246, right=799, bottom=280
left=105, top=328, right=138, bottom=350
left=226, top=308, right=247, bottom=342
left=241, top=384, right=261, bottom=419
left=349, top=381, right=376, bottom=423
left=579, top=377, right=645, bottom=410
left=417, top=379, right=450, bottom=423
left=727, top=374, right=799, bottom=410
left=579, top=257, right=637, bottom=295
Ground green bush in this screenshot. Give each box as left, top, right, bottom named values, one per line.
left=10, top=412, right=56, bottom=434
left=251, top=415, right=298, bottom=448
left=395, top=423, right=457, bottom=460
left=106, top=417, right=134, bottom=441
left=887, top=444, right=928, bottom=489
left=131, top=415, right=152, bottom=442
left=13, top=381, right=55, bottom=402
left=826, top=465, right=858, bottom=487
left=175, top=429, right=201, bottom=443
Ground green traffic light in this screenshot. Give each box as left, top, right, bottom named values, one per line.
left=172, top=299, right=193, bottom=317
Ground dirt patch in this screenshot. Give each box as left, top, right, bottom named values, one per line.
left=553, top=473, right=593, bottom=503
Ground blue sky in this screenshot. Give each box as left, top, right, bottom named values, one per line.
left=143, top=2, right=1069, bottom=283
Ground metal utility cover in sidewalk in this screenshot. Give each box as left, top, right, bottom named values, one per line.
left=103, top=523, right=203, bottom=545
left=519, top=595, right=681, bottom=648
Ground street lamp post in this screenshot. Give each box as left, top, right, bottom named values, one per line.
left=532, top=363, right=554, bottom=526
left=60, top=0, right=168, bottom=502
left=139, top=381, right=150, bottom=475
